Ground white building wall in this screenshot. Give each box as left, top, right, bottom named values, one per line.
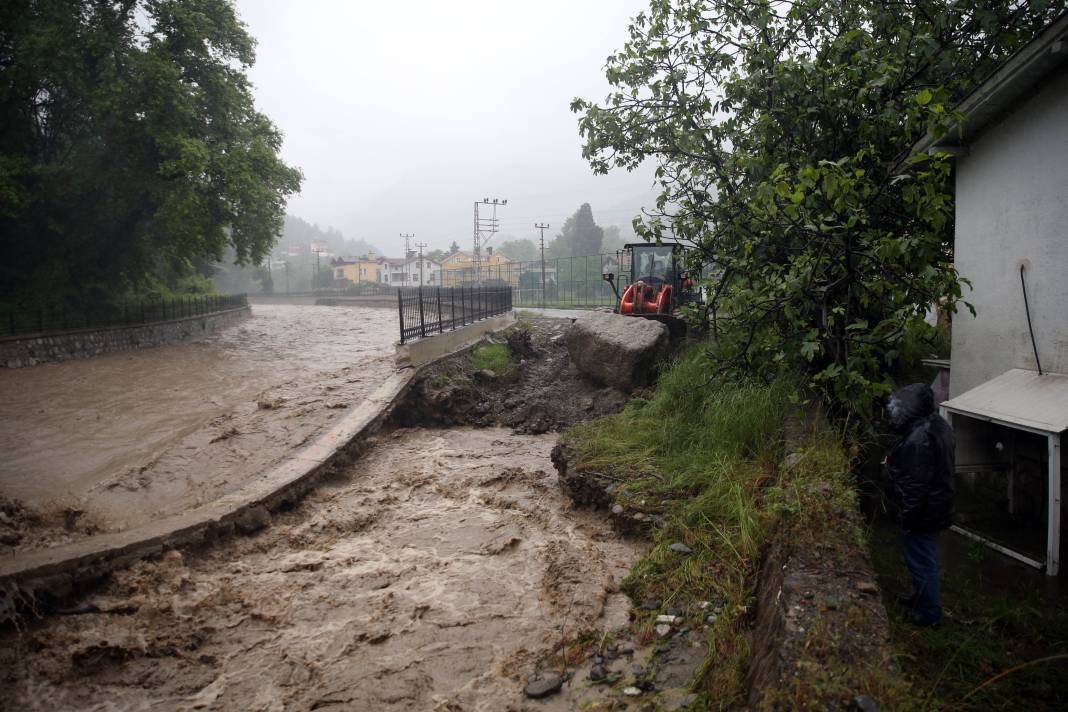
left=403, top=260, right=441, bottom=286
left=950, top=70, right=1068, bottom=397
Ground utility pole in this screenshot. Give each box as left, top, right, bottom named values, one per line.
left=400, top=233, right=415, bottom=287
left=535, top=223, right=550, bottom=308
left=473, top=198, right=506, bottom=285
left=284, top=260, right=290, bottom=295
left=416, top=242, right=427, bottom=287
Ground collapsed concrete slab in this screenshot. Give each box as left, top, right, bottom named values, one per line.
left=565, top=312, right=668, bottom=390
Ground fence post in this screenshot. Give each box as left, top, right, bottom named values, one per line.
left=450, top=287, right=456, bottom=329
left=418, top=286, right=426, bottom=338
left=397, top=289, right=406, bottom=344
left=436, top=287, right=443, bottom=333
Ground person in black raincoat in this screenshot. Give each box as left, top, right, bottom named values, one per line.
left=884, top=382, right=955, bottom=626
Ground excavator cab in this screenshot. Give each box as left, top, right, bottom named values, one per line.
left=603, top=243, right=691, bottom=318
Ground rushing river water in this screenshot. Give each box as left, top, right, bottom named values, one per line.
left=0, top=304, right=398, bottom=540
left=0, top=426, right=642, bottom=711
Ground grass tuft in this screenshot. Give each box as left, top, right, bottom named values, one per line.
left=469, top=342, right=513, bottom=373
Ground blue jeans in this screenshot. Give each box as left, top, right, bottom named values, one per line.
left=901, top=531, right=942, bottom=624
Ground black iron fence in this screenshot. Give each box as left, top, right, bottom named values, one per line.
left=0, top=293, right=248, bottom=339
left=438, top=251, right=633, bottom=309
left=398, top=286, right=512, bottom=344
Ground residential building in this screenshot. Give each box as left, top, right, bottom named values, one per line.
left=440, top=248, right=515, bottom=285
left=379, top=257, right=409, bottom=286
left=915, top=12, right=1068, bottom=575
left=331, top=256, right=381, bottom=284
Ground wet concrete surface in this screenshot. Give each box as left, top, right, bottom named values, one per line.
left=0, top=304, right=398, bottom=548
left=0, top=427, right=642, bottom=711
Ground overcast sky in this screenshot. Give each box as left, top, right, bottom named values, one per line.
left=234, top=0, right=657, bottom=255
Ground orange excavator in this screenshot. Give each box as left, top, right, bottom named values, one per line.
left=603, top=243, right=695, bottom=331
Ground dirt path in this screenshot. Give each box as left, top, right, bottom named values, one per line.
left=0, top=427, right=642, bottom=711
left=0, top=304, right=397, bottom=551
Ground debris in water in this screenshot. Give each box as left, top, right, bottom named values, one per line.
left=524, top=673, right=563, bottom=698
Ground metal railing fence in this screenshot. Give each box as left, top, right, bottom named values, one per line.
left=0, top=293, right=248, bottom=339
left=398, top=286, right=512, bottom=344
left=437, top=251, right=633, bottom=309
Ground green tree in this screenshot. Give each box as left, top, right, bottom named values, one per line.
left=547, top=203, right=604, bottom=258
left=0, top=0, right=302, bottom=304
left=497, top=238, right=538, bottom=262
left=602, top=225, right=630, bottom=254
left=447, top=241, right=461, bottom=256
left=573, top=0, right=1064, bottom=416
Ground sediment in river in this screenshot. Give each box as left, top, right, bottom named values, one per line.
left=0, top=427, right=642, bottom=711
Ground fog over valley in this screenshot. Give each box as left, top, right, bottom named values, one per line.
left=236, top=0, right=658, bottom=255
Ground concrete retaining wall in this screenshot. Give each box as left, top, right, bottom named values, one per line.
left=0, top=306, right=250, bottom=369
left=395, top=312, right=516, bottom=368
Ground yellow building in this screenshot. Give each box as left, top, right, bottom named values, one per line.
left=440, top=249, right=516, bottom=286
left=332, top=256, right=381, bottom=284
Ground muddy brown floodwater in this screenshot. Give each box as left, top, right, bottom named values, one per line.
left=0, top=427, right=643, bottom=711
left=0, top=304, right=398, bottom=549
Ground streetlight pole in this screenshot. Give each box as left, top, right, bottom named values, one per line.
left=535, top=223, right=549, bottom=308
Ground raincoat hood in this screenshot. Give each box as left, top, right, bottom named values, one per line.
left=887, top=383, right=934, bottom=434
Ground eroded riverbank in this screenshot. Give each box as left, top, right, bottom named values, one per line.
left=0, top=426, right=643, bottom=711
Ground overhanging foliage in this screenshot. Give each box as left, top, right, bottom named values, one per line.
left=0, top=0, right=302, bottom=302
left=573, top=0, right=1065, bottom=417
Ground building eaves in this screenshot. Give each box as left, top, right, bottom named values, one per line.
left=915, top=11, right=1068, bottom=155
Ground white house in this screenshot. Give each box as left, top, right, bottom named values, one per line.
left=378, top=257, right=441, bottom=286
left=916, top=12, right=1068, bottom=575
left=402, top=257, right=441, bottom=286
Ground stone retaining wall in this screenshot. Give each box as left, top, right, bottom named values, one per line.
left=0, top=306, right=250, bottom=368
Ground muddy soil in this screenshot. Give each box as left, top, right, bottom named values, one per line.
left=392, top=318, right=629, bottom=434
left=0, top=304, right=398, bottom=552
left=0, top=427, right=644, bottom=711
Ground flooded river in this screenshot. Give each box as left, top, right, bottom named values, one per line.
left=0, top=304, right=398, bottom=544
left=0, top=427, right=642, bottom=711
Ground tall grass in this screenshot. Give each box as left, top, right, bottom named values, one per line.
left=562, top=345, right=896, bottom=708
left=563, top=347, right=798, bottom=705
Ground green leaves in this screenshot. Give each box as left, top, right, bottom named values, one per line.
left=572, top=0, right=1063, bottom=424
left=0, top=0, right=301, bottom=301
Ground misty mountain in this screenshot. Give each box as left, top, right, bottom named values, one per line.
left=281, top=215, right=381, bottom=257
